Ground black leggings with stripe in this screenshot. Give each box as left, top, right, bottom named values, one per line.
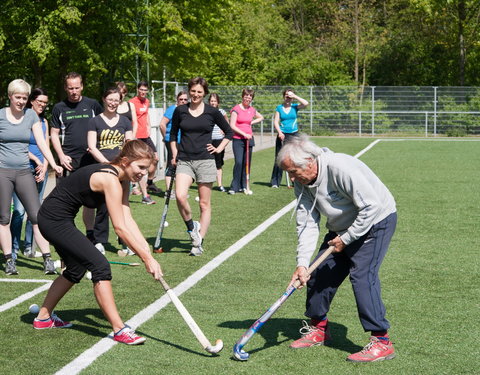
left=38, top=212, right=112, bottom=283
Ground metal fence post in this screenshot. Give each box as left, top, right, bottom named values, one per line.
left=310, top=86, right=313, bottom=133
left=433, top=86, right=437, bottom=136
left=359, top=111, right=362, bottom=136
left=425, top=111, right=428, bottom=137
left=371, top=86, right=375, bottom=136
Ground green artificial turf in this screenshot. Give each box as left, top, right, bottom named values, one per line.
left=0, top=137, right=478, bottom=374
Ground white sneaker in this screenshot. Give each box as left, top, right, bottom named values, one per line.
left=187, top=221, right=202, bottom=247
left=95, top=243, right=106, bottom=255
left=189, top=244, right=204, bottom=256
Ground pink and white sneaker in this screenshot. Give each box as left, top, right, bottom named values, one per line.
left=347, top=336, right=396, bottom=362
left=33, top=313, right=72, bottom=329
left=114, top=327, right=146, bottom=345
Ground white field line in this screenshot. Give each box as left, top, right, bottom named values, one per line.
left=55, top=139, right=381, bottom=375
left=0, top=279, right=53, bottom=313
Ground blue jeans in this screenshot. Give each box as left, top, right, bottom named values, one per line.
left=10, top=172, right=48, bottom=260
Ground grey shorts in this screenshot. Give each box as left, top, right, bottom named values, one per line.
left=176, top=159, right=216, bottom=183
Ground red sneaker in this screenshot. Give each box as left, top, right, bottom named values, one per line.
left=289, top=320, right=331, bottom=349
left=114, top=327, right=146, bottom=345
left=347, top=336, right=396, bottom=362
left=33, top=313, right=72, bottom=329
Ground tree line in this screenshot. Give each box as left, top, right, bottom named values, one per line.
left=1, top=0, right=479, bottom=102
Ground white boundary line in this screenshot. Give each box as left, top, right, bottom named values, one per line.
left=0, top=279, right=53, bottom=313
left=56, top=139, right=382, bottom=375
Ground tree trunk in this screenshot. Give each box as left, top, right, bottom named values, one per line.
left=458, top=0, right=466, bottom=86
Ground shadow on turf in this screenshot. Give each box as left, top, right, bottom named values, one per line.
left=145, top=237, right=192, bottom=254
left=136, top=330, right=220, bottom=357
left=220, top=318, right=362, bottom=356
left=20, top=308, right=111, bottom=338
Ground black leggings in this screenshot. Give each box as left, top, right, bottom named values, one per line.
left=38, top=212, right=112, bottom=283
left=0, top=168, right=40, bottom=225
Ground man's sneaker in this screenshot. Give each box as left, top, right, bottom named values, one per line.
left=33, top=313, right=72, bottom=329
left=44, top=257, right=57, bottom=275
left=95, top=243, right=106, bottom=255
left=228, top=189, right=235, bottom=195
left=147, top=184, right=162, bottom=194
left=5, top=258, right=18, bottom=275
left=142, top=195, right=156, bottom=205
left=189, top=244, right=204, bottom=256
left=289, top=320, right=331, bottom=349
left=114, top=327, right=146, bottom=345
left=271, top=184, right=279, bottom=188
left=346, top=336, right=396, bottom=362
left=187, top=221, right=202, bottom=247
left=219, top=186, right=226, bottom=192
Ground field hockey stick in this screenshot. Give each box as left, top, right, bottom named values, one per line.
left=245, top=139, right=252, bottom=195
left=153, top=166, right=176, bottom=252
left=233, top=245, right=335, bottom=361
left=158, top=276, right=224, bottom=354
left=108, top=261, right=141, bottom=266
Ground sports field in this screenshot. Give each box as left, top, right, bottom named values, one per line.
left=0, top=137, right=478, bottom=375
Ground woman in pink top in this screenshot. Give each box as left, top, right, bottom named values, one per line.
left=228, top=89, right=264, bottom=194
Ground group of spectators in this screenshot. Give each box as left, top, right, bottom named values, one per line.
left=0, top=74, right=163, bottom=275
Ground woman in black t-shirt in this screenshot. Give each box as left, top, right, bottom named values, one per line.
left=170, top=77, right=233, bottom=256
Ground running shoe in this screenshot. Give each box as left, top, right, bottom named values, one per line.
left=114, top=327, right=146, bottom=345
left=228, top=190, right=236, bottom=195
left=5, top=258, right=18, bottom=275
left=289, top=320, right=331, bottom=349
left=141, top=195, right=156, bottom=205
left=189, top=244, right=204, bottom=256
left=44, top=257, right=57, bottom=275
left=187, top=221, right=202, bottom=247
left=33, top=313, right=72, bottom=329
left=218, top=186, right=226, bottom=192
left=147, top=184, right=163, bottom=194
left=346, top=336, right=396, bottom=362
left=95, top=243, right=106, bottom=255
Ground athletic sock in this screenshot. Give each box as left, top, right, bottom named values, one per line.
left=42, top=253, right=51, bottom=260
left=372, top=331, right=389, bottom=341
left=4, top=254, right=12, bottom=261
left=147, top=179, right=153, bottom=186
left=311, top=316, right=328, bottom=329
left=114, top=326, right=128, bottom=336
left=185, top=219, right=194, bottom=231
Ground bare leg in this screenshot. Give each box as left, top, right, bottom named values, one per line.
left=197, top=183, right=213, bottom=238
left=139, top=175, right=148, bottom=197
left=216, top=168, right=223, bottom=187
left=0, top=224, right=12, bottom=256
left=165, top=175, right=171, bottom=191
left=93, top=280, right=124, bottom=333
left=32, top=224, right=51, bottom=255
left=175, top=173, right=194, bottom=221
left=37, top=275, right=74, bottom=319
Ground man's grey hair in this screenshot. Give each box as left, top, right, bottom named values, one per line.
left=276, top=133, right=324, bottom=169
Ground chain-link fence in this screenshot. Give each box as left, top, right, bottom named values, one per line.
left=150, top=83, right=480, bottom=137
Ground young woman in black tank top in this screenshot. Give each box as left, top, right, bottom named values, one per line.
left=33, top=140, right=162, bottom=345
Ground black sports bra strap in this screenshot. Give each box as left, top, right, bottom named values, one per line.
left=96, top=164, right=119, bottom=177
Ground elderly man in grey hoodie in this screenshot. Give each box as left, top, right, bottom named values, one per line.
left=277, top=134, right=397, bottom=363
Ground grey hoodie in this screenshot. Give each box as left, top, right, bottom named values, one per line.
left=295, top=148, right=396, bottom=268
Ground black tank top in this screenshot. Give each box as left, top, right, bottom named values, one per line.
left=39, top=164, right=119, bottom=220
left=117, top=102, right=132, bottom=123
